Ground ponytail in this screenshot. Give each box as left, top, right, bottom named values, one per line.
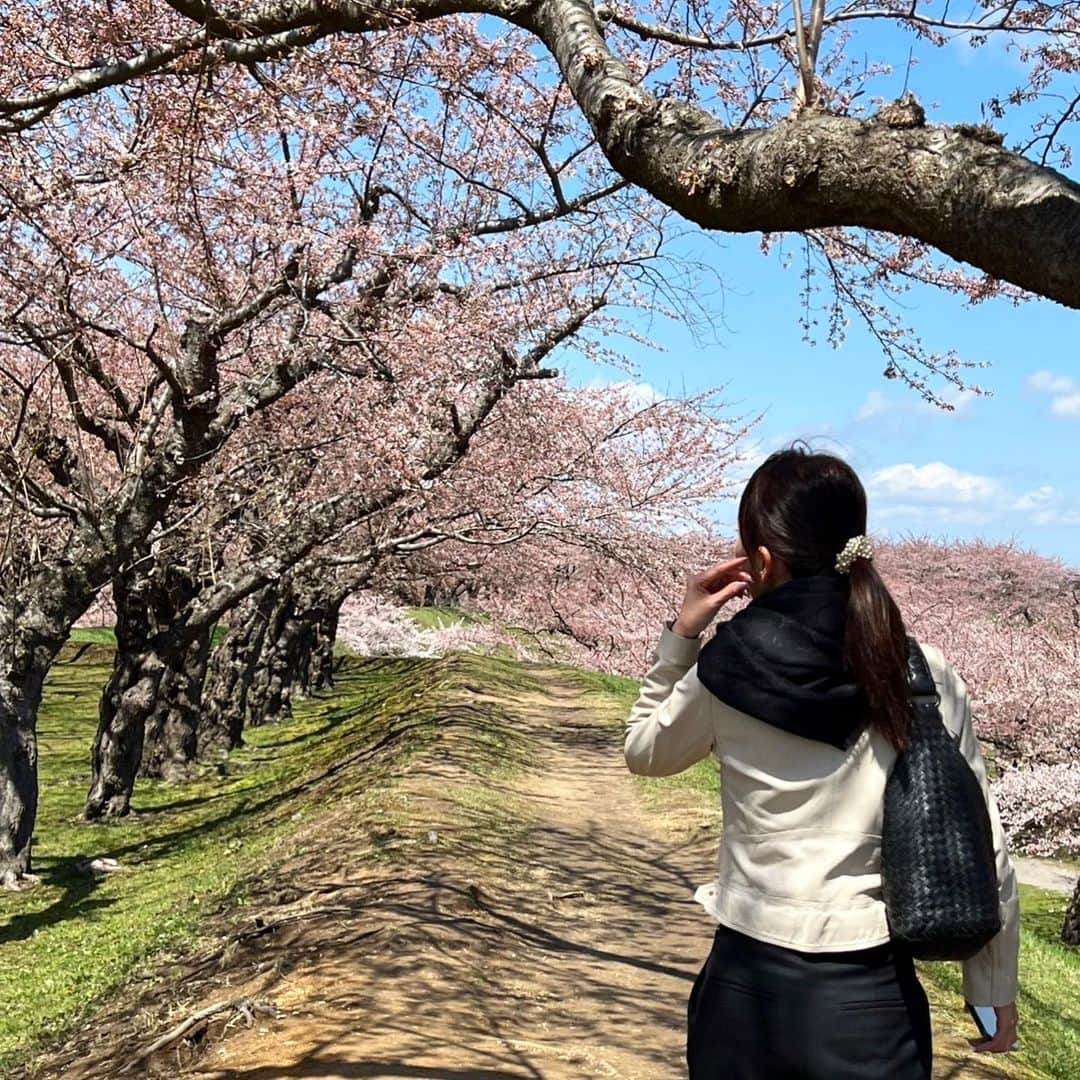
left=739, top=444, right=913, bottom=753
left=844, top=558, right=911, bottom=753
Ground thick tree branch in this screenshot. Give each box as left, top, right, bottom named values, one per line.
left=519, top=0, right=1080, bottom=308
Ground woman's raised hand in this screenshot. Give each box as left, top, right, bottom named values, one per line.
left=671, top=557, right=753, bottom=639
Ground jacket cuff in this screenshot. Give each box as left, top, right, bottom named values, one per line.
left=657, top=620, right=703, bottom=667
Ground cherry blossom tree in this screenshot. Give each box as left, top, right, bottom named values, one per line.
left=385, top=379, right=746, bottom=672
left=89, top=369, right=748, bottom=815
left=0, top=13, right=667, bottom=870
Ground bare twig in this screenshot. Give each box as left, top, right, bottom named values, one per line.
left=121, top=998, right=283, bottom=1072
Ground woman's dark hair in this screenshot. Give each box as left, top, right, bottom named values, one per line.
left=738, top=443, right=911, bottom=752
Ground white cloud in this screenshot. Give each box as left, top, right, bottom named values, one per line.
left=1051, top=393, right=1080, bottom=418
left=1013, top=485, right=1056, bottom=513
left=583, top=378, right=663, bottom=409
left=856, top=390, right=891, bottom=422
left=866, top=464, right=1080, bottom=532
left=947, top=389, right=978, bottom=414
left=1012, top=485, right=1080, bottom=526
left=1028, top=370, right=1077, bottom=396
left=866, top=462, right=999, bottom=505
left=854, top=386, right=977, bottom=425
left=1028, top=370, right=1080, bottom=419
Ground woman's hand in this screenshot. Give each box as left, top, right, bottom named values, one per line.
left=969, top=1002, right=1019, bottom=1053
left=671, top=557, right=752, bottom=638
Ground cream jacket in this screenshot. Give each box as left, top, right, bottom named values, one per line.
left=625, top=622, right=1020, bottom=1007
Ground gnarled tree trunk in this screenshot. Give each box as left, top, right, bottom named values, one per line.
left=0, top=549, right=107, bottom=881
left=0, top=658, right=47, bottom=887
left=85, top=559, right=165, bottom=819
left=140, top=625, right=212, bottom=780
left=248, top=630, right=300, bottom=726
left=198, top=591, right=273, bottom=758
left=247, top=584, right=302, bottom=727
left=291, top=588, right=342, bottom=695
left=305, top=598, right=341, bottom=693
left=1063, top=877, right=1080, bottom=946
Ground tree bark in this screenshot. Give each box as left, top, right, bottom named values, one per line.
left=140, top=626, right=212, bottom=780
left=198, top=591, right=273, bottom=758
left=519, top=0, right=1080, bottom=310
left=247, top=591, right=303, bottom=727
left=1063, top=876, right=1080, bottom=946
left=85, top=560, right=165, bottom=820
left=0, top=657, right=47, bottom=887
left=289, top=588, right=342, bottom=695
left=305, top=599, right=341, bottom=693
left=0, top=546, right=110, bottom=879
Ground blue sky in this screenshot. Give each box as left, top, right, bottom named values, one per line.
left=563, top=16, right=1080, bottom=567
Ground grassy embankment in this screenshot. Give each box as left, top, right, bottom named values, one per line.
left=0, top=630, right=536, bottom=1073
left=568, top=668, right=1080, bottom=1080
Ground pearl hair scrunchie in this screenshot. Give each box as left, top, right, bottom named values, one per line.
left=835, top=534, right=873, bottom=574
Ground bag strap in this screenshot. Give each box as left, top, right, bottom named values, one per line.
left=905, top=636, right=938, bottom=704
left=904, top=636, right=961, bottom=745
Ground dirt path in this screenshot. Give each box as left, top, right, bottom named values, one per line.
left=1014, top=856, right=1076, bottom=896
left=45, top=668, right=1027, bottom=1080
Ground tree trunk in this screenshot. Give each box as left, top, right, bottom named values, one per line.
left=197, top=593, right=272, bottom=758
left=0, top=553, right=104, bottom=881
left=140, top=626, right=212, bottom=780
left=248, top=618, right=302, bottom=726
left=306, top=600, right=340, bottom=692
left=1063, top=877, right=1080, bottom=946
left=291, top=590, right=341, bottom=695
left=0, top=658, right=47, bottom=887
left=85, top=561, right=165, bottom=820
left=247, top=587, right=301, bottom=727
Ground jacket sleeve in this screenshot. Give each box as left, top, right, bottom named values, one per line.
left=624, top=621, right=716, bottom=777
left=935, top=651, right=1020, bottom=1007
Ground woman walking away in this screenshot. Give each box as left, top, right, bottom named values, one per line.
left=625, top=446, right=1020, bottom=1080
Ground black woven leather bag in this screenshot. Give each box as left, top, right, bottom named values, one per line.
left=881, top=639, right=1002, bottom=961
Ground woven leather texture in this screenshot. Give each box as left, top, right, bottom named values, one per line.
left=881, top=640, right=1002, bottom=961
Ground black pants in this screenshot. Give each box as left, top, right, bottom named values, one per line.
left=687, top=923, right=932, bottom=1079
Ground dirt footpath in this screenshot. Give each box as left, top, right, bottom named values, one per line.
left=42, top=669, right=1022, bottom=1080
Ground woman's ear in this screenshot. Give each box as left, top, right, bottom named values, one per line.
left=756, top=545, right=773, bottom=583
left=757, top=545, right=793, bottom=589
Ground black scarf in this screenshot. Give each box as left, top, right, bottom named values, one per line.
left=695, top=574, right=869, bottom=750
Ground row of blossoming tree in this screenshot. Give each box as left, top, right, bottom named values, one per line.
left=0, top=8, right=754, bottom=885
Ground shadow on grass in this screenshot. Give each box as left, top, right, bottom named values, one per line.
left=0, top=857, right=114, bottom=945
left=68, top=667, right=532, bottom=895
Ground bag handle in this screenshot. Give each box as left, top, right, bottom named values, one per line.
left=905, top=636, right=962, bottom=746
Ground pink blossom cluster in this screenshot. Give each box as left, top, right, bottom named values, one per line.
left=992, top=763, right=1080, bottom=858
left=336, top=594, right=442, bottom=659
left=393, top=533, right=1080, bottom=854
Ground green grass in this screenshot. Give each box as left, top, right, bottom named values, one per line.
left=1, top=645, right=524, bottom=1072
left=403, top=605, right=577, bottom=664
left=404, top=605, right=487, bottom=630
left=67, top=627, right=116, bottom=645
left=67, top=624, right=229, bottom=648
